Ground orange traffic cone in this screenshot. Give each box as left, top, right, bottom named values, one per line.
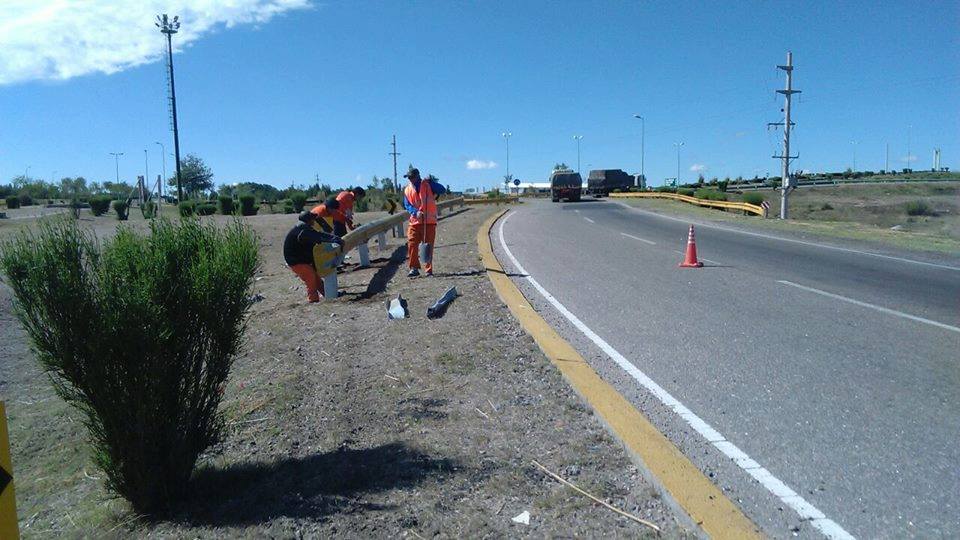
left=678, top=224, right=703, bottom=268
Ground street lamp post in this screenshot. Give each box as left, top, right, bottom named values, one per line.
left=633, top=114, right=645, bottom=187
left=674, top=142, right=684, bottom=188
left=24, top=166, right=30, bottom=178
left=851, top=140, right=857, bottom=171
left=502, top=132, right=512, bottom=189
left=110, top=152, right=124, bottom=183
left=157, top=14, right=184, bottom=201
left=573, top=135, right=583, bottom=175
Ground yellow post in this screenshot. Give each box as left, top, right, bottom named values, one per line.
left=0, top=402, right=19, bottom=539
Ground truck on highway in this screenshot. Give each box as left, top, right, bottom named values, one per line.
left=587, top=169, right=633, bottom=197
left=550, top=170, right=582, bottom=202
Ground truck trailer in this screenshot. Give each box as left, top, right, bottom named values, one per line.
left=550, top=170, right=582, bottom=202
left=587, top=169, right=633, bottom=197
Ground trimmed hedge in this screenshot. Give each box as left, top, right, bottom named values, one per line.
left=694, top=189, right=727, bottom=201
left=218, top=196, right=235, bottom=215
left=196, top=203, right=216, bottom=216
left=239, top=195, right=258, bottom=216
left=18, top=194, right=33, bottom=207
left=6, top=196, right=20, bottom=209
left=678, top=188, right=695, bottom=196
left=179, top=201, right=196, bottom=217
left=742, top=192, right=765, bottom=206
left=89, top=196, right=112, bottom=216
left=112, top=200, right=129, bottom=221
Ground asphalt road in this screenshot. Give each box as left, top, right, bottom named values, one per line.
left=493, top=198, right=959, bottom=539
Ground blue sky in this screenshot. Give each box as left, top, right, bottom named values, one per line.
left=1, top=0, right=957, bottom=192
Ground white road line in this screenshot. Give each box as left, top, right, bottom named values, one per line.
left=616, top=202, right=960, bottom=272
left=778, top=280, right=960, bottom=334
left=498, top=210, right=854, bottom=540
left=620, top=232, right=656, bottom=245
left=584, top=217, right=595, bottom=223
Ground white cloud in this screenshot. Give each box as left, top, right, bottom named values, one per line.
left=689, top=164, right=707, bottom=172
left=466, top=159, right=497, bottom=170
left=0, top=0, right=311, bottom=86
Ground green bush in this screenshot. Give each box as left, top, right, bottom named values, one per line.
left=196, top=203, right=216, bottom=216
left=742, top=192, right=765, bottom=206
left=0, top=218, right=259, bottom=514
left=112, top=200, right=129, bottom=221
left=290, top=192, right=307, bottom=212
left=179, top=201, right=195, bottom=217
left=678, top=188, right=695, bottom=196
left=89, top=196, right=112, bottom=216
left=6, top=196, right=21, bottom=209
left=717, top=180, right=729, bottom=192
left=239, top=194, right=258, bottom=216
left=141, top=201, right=157, bottom=219
left=18, top=194, right=33, bottom=207
left=695, top=189, right=727, bottom=201
left=820, top=202, right=833, bottom=211
left=281, top=199, right=295, bottom=214
left=655, top=186, right=676, bottom=193
left=905, top=200, right=935, bottom=216
left=218, top=196, right=235, bottom=215
left=612, top=188, right=622, bottom=193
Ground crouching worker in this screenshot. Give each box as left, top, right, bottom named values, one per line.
left=284, top=211, right=344, bottom=302
left=334, top=187, right=366, bottom=237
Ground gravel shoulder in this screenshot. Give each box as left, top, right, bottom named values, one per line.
left=1, top=205, right=689, bottom=538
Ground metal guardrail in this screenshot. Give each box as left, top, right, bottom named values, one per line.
left=610, top=192, right=765, bottom=216
left=463, top=196, right=521, bottom=205
left=320, top=197, right=466, bottom=298
left=736, top=177, right=958, bottom=191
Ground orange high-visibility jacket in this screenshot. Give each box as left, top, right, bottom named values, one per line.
left=310, top=204, right=342, bottom=232
left=335, top=191, right=355, bottom=224
left=404, top=181, right=437, bottom=225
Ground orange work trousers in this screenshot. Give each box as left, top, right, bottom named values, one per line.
left=407, top=223, right=437, bottom=272
left=289, top=263, right=322, bottom=302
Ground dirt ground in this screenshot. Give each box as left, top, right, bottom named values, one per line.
left=0, top=205, right=689, bottom=538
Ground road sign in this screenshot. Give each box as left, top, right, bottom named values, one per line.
left=513, top=179, right=520, bottom=186
left=0, top=402, right=18, bottom=539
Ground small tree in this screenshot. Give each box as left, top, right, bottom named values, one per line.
left=218, top=196, right=235, bottom=215
left=0, top=218, right=259, bottom=514
left=290, top=192, right=307, bottom=212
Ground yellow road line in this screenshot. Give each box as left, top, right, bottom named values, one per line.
left=477, top=210, right=760, bottom=539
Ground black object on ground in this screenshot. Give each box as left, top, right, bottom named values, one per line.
left=427, top=287, right=459, bottom=319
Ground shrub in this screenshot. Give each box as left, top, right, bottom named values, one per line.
left=196, top=203, right=216, bottom=216
left=290, top=192, right=307, bottom=212
left=6, top=196, right=20, bottom=209
left=281, top=199, right=295, bottom=214
left=612, top=188, right=622, bottom=193
left=239, top=194, right=258, bottom=216
left=112, top=200, right=129, bottom=221
left=717, top=180, right=729, bottom=192
left=742, top=192, right=765, bottom=206
left=0, top=218, right=259, bottom=514
left=905, top=200, right=934, bottom=216
left=218, top=196, right=235, bottom=215
left=820, top=203, right=833, bottom=211
left=141, top=201, right=157, bottom=219
left=18, top=194, right=33, bottom=207
left=655, top=186, right=676, bottom=193
left=179, top=201, right=195, bottom=217
left=695, top=189, right=727, bottom=201
left=89, top=196, right=112, bottom=216
left=678, top=188, right=695, bottom=196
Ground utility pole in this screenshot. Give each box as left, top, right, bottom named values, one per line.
left=502, top=132, right=512, bottom=188
left=155, top=141, right=166, bottom=202
left=674, top=142, right=684, bottom=188
left=110, top=152, right=124, bottom=183
left=573, top=135, right=583, bottom=175
left=390, top=135, right=400, bottom=193
left=634, top=114, right=645, bottom=187
left=885, top=142, right=889, bottom=172
left=906, top=124, right=912, bottom=172
left=851, top=140, right=857, bottom=171
left=769, top=51, right=801, bottom=219
left=144, top=149, right=149, bottom=204
left=157, top=14, right=183, bottom=201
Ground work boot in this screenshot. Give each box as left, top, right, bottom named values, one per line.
left=425, top=270, right=434, bottom=277
left=408, top=268, right=420, bottom=278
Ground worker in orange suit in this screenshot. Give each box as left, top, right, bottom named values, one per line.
left=310, top=197, right=343, bottom=234
left=283, top=211, right=343, bottom=302
left=402, top=167, right=446, bottom=277
left=334, top=187, right=366, bottom=237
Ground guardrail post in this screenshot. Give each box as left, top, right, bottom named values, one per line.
left=357, top=242, right=371, bottom=267
left=322, top=272, right=338, bottom=300
left=376, top=232, right=386, bottom=251
left=437, top=206, right=443, bottom=217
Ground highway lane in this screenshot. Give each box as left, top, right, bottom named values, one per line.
left=493, top=199, right=959, bottom=539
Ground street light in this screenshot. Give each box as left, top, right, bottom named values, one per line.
left=573, top=135, right=583, bottom=175
left=502, top=132, right=512, bottom=188
left=850, top=140, right=857, bottom=171
left=633, top=114, right=645, bottom=187
left=24, top=165, right=30, bottom=178
left=674, top=142, right=684, bottom=188
left=109, top=152, right=124, bottom=183
left=156, top=13, right=184, bottom=201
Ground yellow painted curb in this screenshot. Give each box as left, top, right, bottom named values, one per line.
left=478, top=210, right=760, bottom=539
